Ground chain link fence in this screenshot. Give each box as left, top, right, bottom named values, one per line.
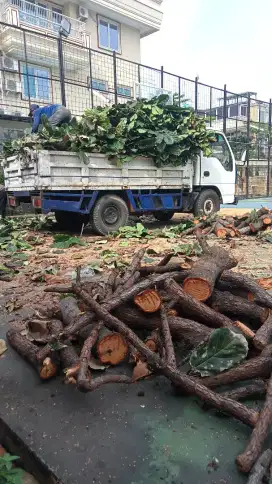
left=0, top=21, right=271, bottom=198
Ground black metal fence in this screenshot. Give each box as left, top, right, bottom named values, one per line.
left=0, top=20, right=271, bottom=198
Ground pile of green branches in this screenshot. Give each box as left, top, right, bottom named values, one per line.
left=3, top=95, right=215, bottom=167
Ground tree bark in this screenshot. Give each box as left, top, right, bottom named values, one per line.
left=6, top=330, right=57, bottom=380
left=236, top=373, right=272, bottom=473
left=220, top=380, right=267, bottom=401
left=165, top=278, right=233, bottom=328
left=77, top=321, right=103, bottom=392
left=183, top=234, right=237, bottom=301
left=253, top=315, right=272, bottom=350
left=214, top=222, right=228, bottom=238
left=220, top=272, right=272, bottom=310
left=77, top=374, right=131, bottom=393
left=77, top=291, right=258, bottom=427
left=115, top=305, right=212, bottom=346
left=60, top=297, right=82, bottom=327
left=157, top=253, right=174, bottom=266
left=201, top=357, right=272, bottom=389
left=139, top=264, right=188, bottom=275
left=96, top=327, right=129, bottom=365
left=209, top=290, right=269, bottom=325
left=246, top=449, right=272, bottom=484
left=160, top=305, right=176, bottom=367
left=121, top=248, right=145, bottom=286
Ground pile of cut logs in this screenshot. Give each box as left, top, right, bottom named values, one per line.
left=6, top=232, right=272, bottom=481
left=189, top=207, right=272, bottom=239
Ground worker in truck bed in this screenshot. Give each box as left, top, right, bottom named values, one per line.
left=29, top=104, right=72, bottom=133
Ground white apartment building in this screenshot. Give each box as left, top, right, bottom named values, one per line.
left=0, top=0, right=163, bottom=142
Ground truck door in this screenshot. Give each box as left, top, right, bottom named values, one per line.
left=201, top=133, right=236, bottom=204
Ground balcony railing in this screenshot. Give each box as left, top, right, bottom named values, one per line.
left=2, top=0, right=86, bottom=41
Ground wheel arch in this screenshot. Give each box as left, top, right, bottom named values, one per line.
left=194, top=186, right=223, bottom=203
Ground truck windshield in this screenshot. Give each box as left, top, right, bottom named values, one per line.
left=210, top=134, right=233, bottom=172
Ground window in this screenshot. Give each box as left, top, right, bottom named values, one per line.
left=229, top=104, right=239, bottom=118
left=210, top=133, right=233, bottom=172
left=21, top=63, right=50, bottom=101
left=216, top=106, right=224, bottom=119
left=90, top=79, right=108, bottom=91
left=240, top=105, right=248, bottom=117
left=117, top=86, right=132, bottom=97
left=98, top=16, right=120, bottom=52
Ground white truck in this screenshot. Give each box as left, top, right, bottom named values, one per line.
left=3, top=131, right=236, bottom=235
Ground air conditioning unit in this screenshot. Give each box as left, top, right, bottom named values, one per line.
left=78, top=6, right=89, bottom=21
left=5, top=79, right=22, bottom=93
left=1, top=57, right=19, bottom=72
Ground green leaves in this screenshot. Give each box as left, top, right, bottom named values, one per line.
left=52, top=234, right=87, bottom=249
left=115, top=223, right=149, bottom=239
left=4, top=96, right=215, bottom=169
left=0, top=453, right=24, bottom=484
left=189, top=328, right=248, bottom=377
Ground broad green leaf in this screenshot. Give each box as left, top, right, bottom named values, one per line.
left=52, top=234, right=87, bottom=249
left=189, top=328, right=248, bottom=377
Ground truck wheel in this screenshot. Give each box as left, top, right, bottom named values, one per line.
left=193, top=190, right=220, bottom=217
left=91, top=195, right=129, bottom=235
left=153, top=211, right=175, bottom=222
left=55, top=211, right=88, bottom=231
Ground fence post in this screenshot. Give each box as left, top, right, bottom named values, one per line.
left=160, top=65, right=164, bottom=89
left=223, top=84, right=227, bottom=134
left=57, top=36, right=66, bottom=107
left=209, top=87, right=212, bottom=127
left=22, top=31, right=31, bottom=113
left=138, top=64, right=141, bottom=84
left=194, top=77, right=198, bottom=113
left=113, top=51, right=118, bottom=104
left=267, top=98, right=272, bottom=197
left=178, top=77, right=181, bottom=106
left=88, top=49, right=94, bottom=108
left=246, top=93, right=251, bottom=199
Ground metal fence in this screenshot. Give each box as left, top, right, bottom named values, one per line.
left=0, top=20, right=271, bottom=198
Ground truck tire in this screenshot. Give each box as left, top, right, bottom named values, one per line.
left=153, top=210, right=175, bottom=222
left=55, top=211, right=88, bottom=231
left=193, top=189, right=220, bottom=217
left=91, top=195, right=129, bottom=235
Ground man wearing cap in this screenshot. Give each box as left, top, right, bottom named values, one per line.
left=29, top=104, right=72, bottom=133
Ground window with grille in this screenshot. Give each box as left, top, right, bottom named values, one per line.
left=21, top=63, right=51, bottom=101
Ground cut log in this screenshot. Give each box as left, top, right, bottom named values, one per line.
left=165, top=278, right=233, bottom=328
left=236, top=373, right=272, bottom=473
left=249, top=220, right=264, bottom=234
left=183, top=235, right=237, bottom=301
left=216, top=280, right=249, bottom=299
left=253, top=314, right=272, bottom=350
left=220, top=272, right=272, bottom=310
left=80, top=292, right=258, bottom=427
left=104, top=270, right=118, bottom=300
left=115, top=305, right=212, bottom=347
left=261, top=215, right=272, bottom=226
left=145, top=329, right=161, bottom=352
left=233, top=321, right=255, bottom=339
left=6, top=330, right=57, bottom=380
left=220, top=380, right=267, bottom=401
left=77, top=321, right=103, bottom=391
left=96, top=327, right=129, bottom=365
left=261, top=344, right=272, bottom=357
left=121, top=248, right=145, bottom=286
left=139, top=264, right=188, bottom=275
left=60, top=297, right=82, bottom=327
left=239, top=226, right=251, bottom=235
left=201, top=357, right=272, bottom=388
left=236, top=208, right=269, bottom=230
left=179, top=221, right=205, bottom=237
left=214, top=222, right=228, bottom=238
left=246, top=449, right=272, bottom=484
left=209, top=290, right=269, bottom=325
left=134, top=289, right=161, bottom=313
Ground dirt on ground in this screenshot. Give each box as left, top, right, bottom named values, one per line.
left=0, top=215, right=271, bottom=323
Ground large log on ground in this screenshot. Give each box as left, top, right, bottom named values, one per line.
left=6, top=330, right=57, bottom=380
left=246, top=449, right=272, bottom=484
left=96, top=327, right=128, bottom=365
left=183, top=235, right=237, bottom=301
left=236, top=373, right=272, bottom=473
left=165, top=278, right=234, bottom=328
left=201, top=357, right=272, bottom=389
left=253, top=314, right=272, bottom=350
left=209, top=290, right=269, bottom=325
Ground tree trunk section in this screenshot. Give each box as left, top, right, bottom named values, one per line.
left=220, top=271, right=272, bottom=310
left=209, top=290, right=269, bottom=325
left=183, top=237, right=237, bottom=301
left=246, top=449, right=272, bottom=484
left=201, top=357, right=272, bottom=388
left=220, top=380, right=267, bottom=401
left=96, top=327, right=129, bottom=365
left=160, top=305, right=176, bottom=367
left=236, top=373, right=272, bottom=473
left=165, top=278, right=233, bottom=328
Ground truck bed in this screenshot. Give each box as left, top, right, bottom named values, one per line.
left=3, top=151, right=193, bottom=191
